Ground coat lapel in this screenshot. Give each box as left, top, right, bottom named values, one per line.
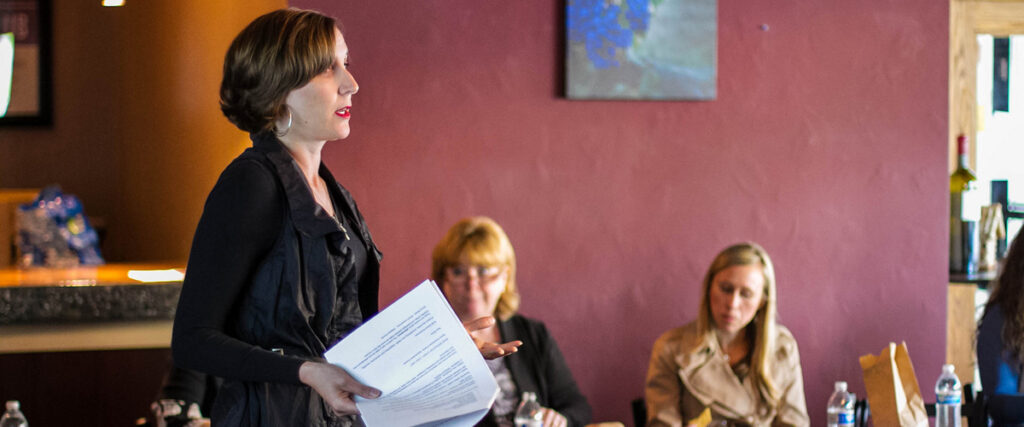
left=251, top=132, right=344, bottom=240
left=498, top=317, right=539, bottom=395
left=250, top=132, right=383, bottom=323
left=676, top=338, right=759, bottom=421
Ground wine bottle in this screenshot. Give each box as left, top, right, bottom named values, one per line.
left=950, top=134, right=978, bottom=273
left=950, top=135, right=977, bottom=192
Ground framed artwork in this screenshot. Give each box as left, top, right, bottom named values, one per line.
left=0, top=0, right=52, bottom=125
left=566, top=0, right=717, bottom=100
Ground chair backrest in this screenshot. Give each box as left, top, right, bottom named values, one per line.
left=964, top=383, right=988, bottom=427
left=854, top=398, right=871, bottom=427
left=631, top=397, right=646, bottom=427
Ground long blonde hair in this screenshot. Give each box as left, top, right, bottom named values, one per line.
left=695, top=242, right=780, bottom=406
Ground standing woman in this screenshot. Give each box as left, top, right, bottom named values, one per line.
left=172, top=9, right=517, bottom=426
left=644, top=243, right=808, bottom=427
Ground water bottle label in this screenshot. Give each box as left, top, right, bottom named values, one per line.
left=937, top=394, right=961, bottom=405
left=838, top=412, right=855, bottom=425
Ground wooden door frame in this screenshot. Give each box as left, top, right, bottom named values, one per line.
left=947, top=0, right=1024, bottom=389
left=950, top=0, right=1024, bottom=172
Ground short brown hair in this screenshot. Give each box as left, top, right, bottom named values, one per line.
left=431, top=217, right=520, bottom=320
left=220, top=8, right=337, bottom=133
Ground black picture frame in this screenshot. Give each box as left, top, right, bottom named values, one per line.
left=0, top=0, right=52, bottom=126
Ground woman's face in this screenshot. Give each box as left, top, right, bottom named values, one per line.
left=709, top=263, right=765, bottom=338
left=282, top=28, right=358, bottom=143
left=441, top=261, right=508, bottom=322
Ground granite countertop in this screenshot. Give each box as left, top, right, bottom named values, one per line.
left=0, top=264, right=183, bottom=325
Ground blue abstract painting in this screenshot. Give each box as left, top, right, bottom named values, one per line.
left=567, top=0, right=717, bottom=100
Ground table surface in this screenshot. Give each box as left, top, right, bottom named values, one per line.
left=0, top=263, right=184, bottom=352
left=950, top=270, right=999, bottom=287
left=0, top=263, right=184, bottom=287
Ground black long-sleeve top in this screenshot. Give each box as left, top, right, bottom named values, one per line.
left=171, top=150, right=299, bottom=381
left=170, top=132, right=382, bottom=425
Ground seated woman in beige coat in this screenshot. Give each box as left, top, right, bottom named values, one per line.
left=644, top=242, right=809, bottom=427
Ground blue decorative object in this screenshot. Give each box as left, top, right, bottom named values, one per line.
left=17, top=185, right=104, bottom=266
left=625, top=0, right=653, bottom=33
left=567, top=0, right=633, bottom=69
left=566, top=0, right=717, bottom=100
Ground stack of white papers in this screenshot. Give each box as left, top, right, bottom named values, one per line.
left=326, top=280, right=499, bottom=427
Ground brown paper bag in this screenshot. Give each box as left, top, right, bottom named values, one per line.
left=859, top=342, right=929, bottom=427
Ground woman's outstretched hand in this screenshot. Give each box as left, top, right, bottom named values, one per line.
left=463, top=316, right=522, bottom=359
left=299, top=361, right=381, bottom=416
left=540, top=407, right=568, bottom=427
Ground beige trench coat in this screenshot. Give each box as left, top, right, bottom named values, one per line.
left=644, top=321, right=809, bottom=427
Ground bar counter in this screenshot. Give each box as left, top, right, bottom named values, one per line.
left=0, top=263, right=183, bottom=354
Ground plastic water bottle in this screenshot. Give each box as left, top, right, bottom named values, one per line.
left=935, top=364, right=962, bottom=427
left=0, top=401, right=28, bottom=427
left=826, top=381, right=855, bottom=427
left=514, top=392, right=543, bottom=427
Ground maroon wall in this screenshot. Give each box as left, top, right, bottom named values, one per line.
left=296, top=1, right=948, bottom=425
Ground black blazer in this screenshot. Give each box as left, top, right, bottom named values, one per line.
left=477, top=314, right=591, bottom=427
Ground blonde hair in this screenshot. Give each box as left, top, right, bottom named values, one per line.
left=431, top=217, right=519, bottom=320
left=695, top=242, right=780, bottom=407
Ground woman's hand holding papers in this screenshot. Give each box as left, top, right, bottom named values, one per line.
left=299, top=361, right=381, bottom=416
left=463, top=316, right=522, bottom=359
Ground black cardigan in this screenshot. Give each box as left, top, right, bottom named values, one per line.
left=171, top=132, right=382, bottom=426
left=478, top=314, right=591, bottom=427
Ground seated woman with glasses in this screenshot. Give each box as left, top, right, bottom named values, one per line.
left=644, top=242, right=809, bottom=427
left=431, top=216, right=592, bottom=427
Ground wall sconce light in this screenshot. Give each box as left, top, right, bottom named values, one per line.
left=102, top=0, right=125, bottom=6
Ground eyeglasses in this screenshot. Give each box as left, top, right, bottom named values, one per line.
left=444, top=264, right=505, bottom=285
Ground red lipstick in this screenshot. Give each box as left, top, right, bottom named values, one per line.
left=337, top=106, right=351, bottom=118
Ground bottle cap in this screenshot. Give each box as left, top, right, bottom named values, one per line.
left=835, top=381, right=847, bottom=391
left=943, top=364, right=955, bottom=373
left=4, top=400, right=18, bottom=410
